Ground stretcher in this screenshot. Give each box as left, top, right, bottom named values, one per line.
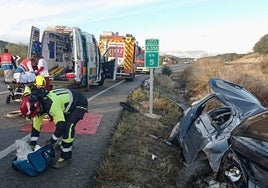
left=4, top=72, right=36, bottom=104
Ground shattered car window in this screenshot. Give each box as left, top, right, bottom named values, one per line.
left=204, top=98, right=223, bottom=112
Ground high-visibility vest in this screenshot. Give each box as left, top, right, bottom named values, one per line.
left=0, top=53, right=14, bottom=70
left=19, top=58, right=31, bottom=72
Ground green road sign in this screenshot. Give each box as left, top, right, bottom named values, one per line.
left=145, top=39, right=159, bottom=46
left=145, top=52, right=159, bottom=68
left=145, top=39, right=159, bottom=68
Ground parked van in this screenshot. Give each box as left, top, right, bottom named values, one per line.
left=28, top=26, right=105, bottom=88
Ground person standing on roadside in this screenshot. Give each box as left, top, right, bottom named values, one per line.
left=0, top=48, right=17, bottom=81
left=33, top=54, right=51, bottom=91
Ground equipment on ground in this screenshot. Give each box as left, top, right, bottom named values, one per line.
left=12, top=145, right=55, bottom=177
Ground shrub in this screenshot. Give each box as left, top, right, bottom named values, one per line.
left=161, top=65, right=172, bottom=76
left=260, top=55, right=268, bottom=74
left=253, top=34, right=268, bottom=54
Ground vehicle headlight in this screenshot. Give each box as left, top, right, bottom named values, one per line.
left=224, top=166, right=241, bottom=182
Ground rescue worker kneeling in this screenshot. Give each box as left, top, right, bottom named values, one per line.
left=20, top=87, right=88, bottom=169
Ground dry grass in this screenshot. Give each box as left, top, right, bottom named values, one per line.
left=185, top=54, right=268, bottom=106
left=95, top=75, right=183, bottom=188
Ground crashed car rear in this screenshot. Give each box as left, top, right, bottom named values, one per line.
left=168, top=77, right=267, bottom=187
left=217, top=110, right=268, bottom=187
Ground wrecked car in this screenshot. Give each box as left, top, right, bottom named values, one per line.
left=167, top=77, right=267, bottom=187
left=216, top=110, right=268, bottom=187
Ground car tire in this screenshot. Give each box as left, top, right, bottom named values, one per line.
left=6, top=96, right=11, bottom=104
left=98, top=73, right=105, bottom=86
left=176, top=159, right=214, bottom=188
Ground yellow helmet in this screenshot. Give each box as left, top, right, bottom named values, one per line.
left=34, top=75, right=46, bottom=89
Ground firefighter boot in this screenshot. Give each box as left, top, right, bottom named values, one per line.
left=52, top=157, right=71, bottom=169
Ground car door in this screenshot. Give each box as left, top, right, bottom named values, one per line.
left=27, top=26, right=41, bottom=58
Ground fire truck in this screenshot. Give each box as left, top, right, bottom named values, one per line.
left=28, top=26, right=105, bottom=88
left=99, top=31, right=139, bottom=81
left=135, top=48, right=150, bottom=74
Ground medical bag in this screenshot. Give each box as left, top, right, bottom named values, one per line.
left=12, top=145, right=55, bottom=176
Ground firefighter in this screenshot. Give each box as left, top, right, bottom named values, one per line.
left=22, top=75, right=48, bottom=98
left=0, top=48, right=17, bottom=81
left=34, top=75, right=47, bottom=89
left=20, top=86, right=88, bottom=169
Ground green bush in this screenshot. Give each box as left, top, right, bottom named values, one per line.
left=161, top=65, right=172, bottom=76
left=253, top=34, right=268, bottom=54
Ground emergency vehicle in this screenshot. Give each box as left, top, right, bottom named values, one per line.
left=28, top=26, right=105, bottom=88
left=135, top=48, right=149, bottom=74
left=98, top=31, right=139, bottom=81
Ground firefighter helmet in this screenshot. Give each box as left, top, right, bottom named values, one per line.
left=34, top=75, right=46, bottom=89
left=20, top=95, right=40, bottom=118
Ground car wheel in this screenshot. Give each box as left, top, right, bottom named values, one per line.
left=176, top=160, right=214, bottom=188
left=6, top=96, right=11, bottom=104
left=98, top=73, right=105, bottom=86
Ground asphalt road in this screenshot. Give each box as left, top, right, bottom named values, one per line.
left=0, top=74, right=148, bottom=188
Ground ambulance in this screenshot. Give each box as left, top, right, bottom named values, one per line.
left=28, top=26, right=105, bottom=88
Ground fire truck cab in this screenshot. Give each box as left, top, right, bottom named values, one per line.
left=99, top=31, right=139, bottom=81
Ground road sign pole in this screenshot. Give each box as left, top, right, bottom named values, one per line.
left=149, top=68, right=154, bottom=114
left=144, top=39, right=161, bottom=119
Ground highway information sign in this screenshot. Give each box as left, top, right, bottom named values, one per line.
left=145, top=39, right=159, bottom=68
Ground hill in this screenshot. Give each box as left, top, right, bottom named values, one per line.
left=161, top=50, right=215, bottom=58
left=0, top=40, right=28, bottom=58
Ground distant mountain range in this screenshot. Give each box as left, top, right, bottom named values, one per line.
left=160, top=50, right=217, bottom=58
left=1, top=39, right=216, bottom=59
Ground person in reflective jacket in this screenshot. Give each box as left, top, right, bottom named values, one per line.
left=15, top=57, right=37, bottom=73
left=0, top=48, right=17, bottom=81
left=20, top=88, right=88, bottom=169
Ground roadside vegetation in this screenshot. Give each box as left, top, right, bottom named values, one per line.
left=0, top=41, right=28, bottom=59
left=185, top=53, right=268, bottom=106
left=95, top=73, right=183, bottom=187
left=95, top=34, right=268, bottom=187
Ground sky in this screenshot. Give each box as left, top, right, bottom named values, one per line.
left=0, top=0, right=268, bottom=54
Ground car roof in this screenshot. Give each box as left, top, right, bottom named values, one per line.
left=208, top=77, right=266, bottom=118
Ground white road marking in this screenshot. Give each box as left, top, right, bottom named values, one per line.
left=87, top=80, right=124, bottom=102
left=0, top=91, right=9, bottom=94
left=0, top=80, right=125, bottom=160
left=0, top=134, right=30, bottom=159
